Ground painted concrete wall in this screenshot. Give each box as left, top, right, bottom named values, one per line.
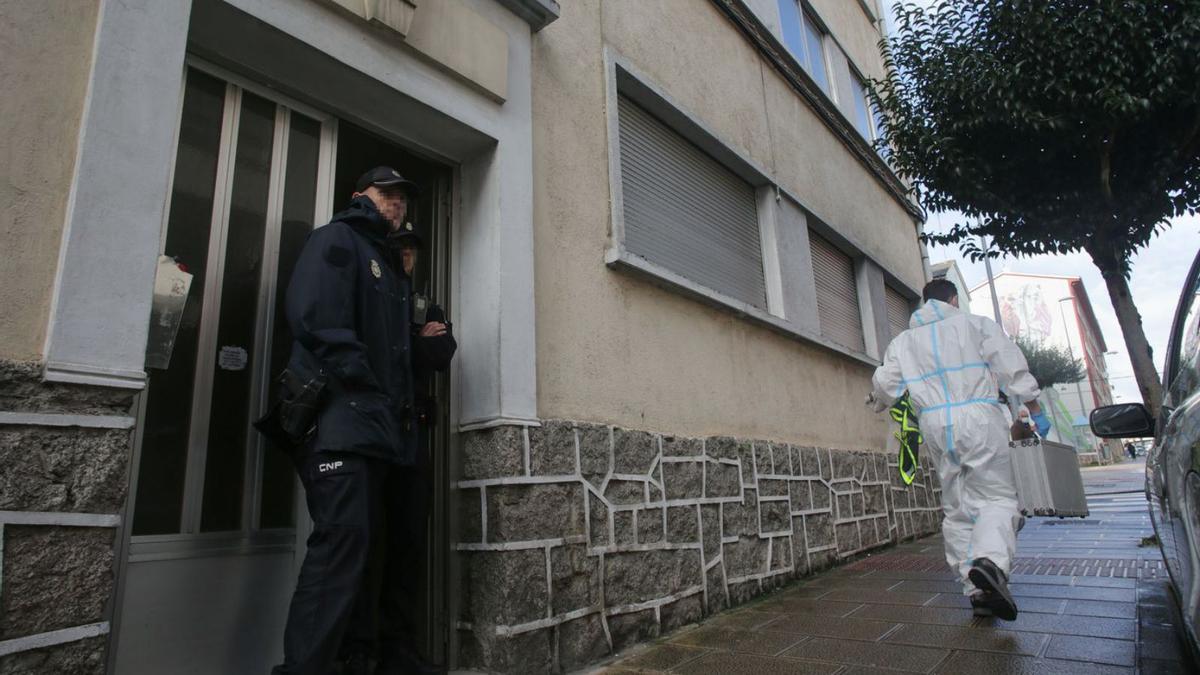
left=531, top=0, right=923, bottom=449
left=0, top=1, right=99, bottom=362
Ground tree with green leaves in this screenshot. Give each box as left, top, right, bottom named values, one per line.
left=1014, top=335, right=1085, bottom=389
left=872, top=0, right=1200, bottom=417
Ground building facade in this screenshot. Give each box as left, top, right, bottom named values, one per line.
left=0, top=1, right=938, bottom=673
left=969, top=273, right=1117, bottom=458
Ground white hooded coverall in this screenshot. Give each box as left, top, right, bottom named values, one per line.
left=871, top=299, right=1040, bottom=593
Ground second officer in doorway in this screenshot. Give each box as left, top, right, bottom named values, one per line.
left=342, top=190, right=456, bottom=675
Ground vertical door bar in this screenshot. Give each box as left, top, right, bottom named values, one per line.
left=245, top=105, right=292, bottom=531
left=315, top=120, right=339, bottom=227
left=180, top=84, right=243, bottom=534
left=292, top=117, right=338, bottom=574
left=430, top=173, right=453, bottom=661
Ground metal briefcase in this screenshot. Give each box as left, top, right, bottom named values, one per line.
left=1010, top=438, right=1089, bottom=517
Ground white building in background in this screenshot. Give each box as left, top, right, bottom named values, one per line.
left=969, top=272, right=1117, bottom=458
left=929, top=260, right=973, bottom=315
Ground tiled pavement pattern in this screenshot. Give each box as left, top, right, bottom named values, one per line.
left=595, top=456, right=1197, bottom=674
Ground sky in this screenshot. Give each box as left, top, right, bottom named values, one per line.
left=879, top=1, right=1199, bottom=405
left=926, top=216, right=1199, bottom=404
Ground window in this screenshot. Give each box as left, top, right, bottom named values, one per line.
left=851, top=75, right=875, bottom=141
left=616, top=95, right=767, bottom=309
left=778, top=1, right=830, bottom=94
left=1166, top=259, right=1200, bottom=397
left=809, top=231, right=864, bottom=352
left=800, top=10, right=831, bottom=94
left=852, top=72, right=892, bottom=159
left=885, top=285, right=911, bottom=341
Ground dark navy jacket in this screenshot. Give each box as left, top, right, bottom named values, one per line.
left=285, top=196, right=419, bottom=464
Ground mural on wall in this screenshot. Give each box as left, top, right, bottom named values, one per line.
left=999, top=283, right=1055, bottom=343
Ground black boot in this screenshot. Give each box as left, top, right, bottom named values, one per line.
left=968, top=590, right=993, bottom=617
left=968, top=558, right=1018, bottom=621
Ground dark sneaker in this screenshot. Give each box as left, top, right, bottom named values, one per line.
left=969, top=590, right=993, bottom=617
left=968, top=558, right=1018, bottom=621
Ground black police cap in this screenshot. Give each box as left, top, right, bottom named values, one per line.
left=390, top=221, right=423, bottom=246
left=355, top=166, right=419, bottom=196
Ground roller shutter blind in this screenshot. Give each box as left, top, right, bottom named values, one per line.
left=617, top=95, right=767, bottom=309
left=810, top=231, right=864, bottom=352
left=885, top=285, right=912, bottom=340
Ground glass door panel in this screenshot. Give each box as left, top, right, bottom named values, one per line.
left=132, top=69, right=332, bottom=539
left=199, top=91, right=277, bottom=532
left=259, top=112, right=323, bottom=529
left=133, top=68, right=227, bottom=536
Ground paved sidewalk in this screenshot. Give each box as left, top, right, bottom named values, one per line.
left=594, top=456, right=1194, bottom=674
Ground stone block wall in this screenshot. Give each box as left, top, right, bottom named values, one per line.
left=0, top=361, right=136, bottom=674
left=454, top=420, right=942, bottom=673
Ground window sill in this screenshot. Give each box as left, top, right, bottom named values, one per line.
left=855, top=0, right=881, bottom=24
left=605, top=247, right=880, bottom=368
left=128, top=529, right=296, bottom=562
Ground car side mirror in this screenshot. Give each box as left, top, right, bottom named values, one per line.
left=1090, top=403, right=1155, bottom=438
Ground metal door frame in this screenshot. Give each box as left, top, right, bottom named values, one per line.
left=425, top=171, right=454, bottom=662
left=110, top=58, right=338, bottom=670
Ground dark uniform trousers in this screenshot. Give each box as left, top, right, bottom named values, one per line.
left=345, top=451, right=433, bottom=668
left=273, top=450, right=432, bottom=675
left=274, top=449, right=384, bottom=675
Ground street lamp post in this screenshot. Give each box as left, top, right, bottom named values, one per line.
left=980, top=236, right=1004, bottom=327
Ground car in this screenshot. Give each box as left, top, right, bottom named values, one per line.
left=1091, top=245, right=1200, bottom=660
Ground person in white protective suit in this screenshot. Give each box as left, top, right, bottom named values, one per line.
left=869, top=279, right=1051, bottom=620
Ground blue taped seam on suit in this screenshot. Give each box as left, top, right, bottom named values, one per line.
left=895, top=362, right=990, bottom=395
left=930, top=322, right=959, bottom=465
left=922, top=398, right=1002, bottom=413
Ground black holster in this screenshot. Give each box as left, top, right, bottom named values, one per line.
left=254, top=348, right=327, bottom=453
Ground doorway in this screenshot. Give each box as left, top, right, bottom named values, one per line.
left=114, top=63, right=453, bottom=674
left=332, top=120, right=455, bottom=667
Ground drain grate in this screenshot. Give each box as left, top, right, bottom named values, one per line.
left=1011, top=557, right=1166, bottom=578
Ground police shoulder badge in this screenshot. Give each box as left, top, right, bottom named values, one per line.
left=370, top=259, right=382, bottom=278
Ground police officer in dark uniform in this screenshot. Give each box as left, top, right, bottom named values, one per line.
left=272, top=166, right=429, bottom=675
left=382, top=221, right=455, bottom=674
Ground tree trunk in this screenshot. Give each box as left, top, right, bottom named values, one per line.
left=1095, top=264, right=1165, bottom=419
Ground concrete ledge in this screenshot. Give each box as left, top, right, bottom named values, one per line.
left=0, top=511, right=120, bottom=528
left=0, top=622, right=109, bottom=658
left=495, top=0, right=560, bottom=31
left=0, top=412, right=135, bottom=430
left=605, top=249, right=881, bottom=368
